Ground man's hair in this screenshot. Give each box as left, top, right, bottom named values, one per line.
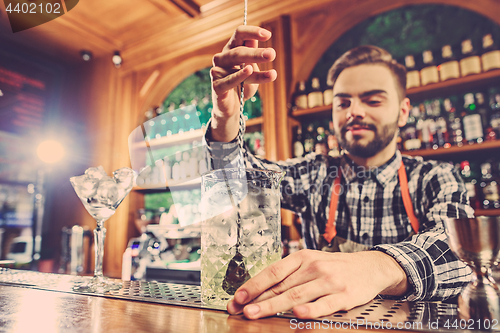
left=327, top=45, right=407, bottom=101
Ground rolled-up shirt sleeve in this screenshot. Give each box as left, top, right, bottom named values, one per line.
left=373, top=162, right=474, bottom=301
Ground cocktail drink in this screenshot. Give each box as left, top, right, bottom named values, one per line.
left=70, top=166, right=136, bottom=293
left=200, top=168, right=284, bottom=307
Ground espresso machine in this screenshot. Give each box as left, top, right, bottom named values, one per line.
left=124, top=223, right=201, bottom=285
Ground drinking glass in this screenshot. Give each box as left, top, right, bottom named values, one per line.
left=445, top=216, right=500, bottom=325
left=70, top=166, right=136, bottom=293
left=199, top=168, right=284, bottom=307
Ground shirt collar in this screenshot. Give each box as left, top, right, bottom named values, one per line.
left=340, top=150, right=401, bottom=187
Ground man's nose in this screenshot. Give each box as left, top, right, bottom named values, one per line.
left=346, top=99, right=365, bottom=119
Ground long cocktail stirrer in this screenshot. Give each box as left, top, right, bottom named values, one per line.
left=221, top=0, right=250, bottom=295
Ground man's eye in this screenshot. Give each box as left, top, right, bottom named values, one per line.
left=367, top=100, right=381, bottom=105
left=338, top=101, right=350, bottom=108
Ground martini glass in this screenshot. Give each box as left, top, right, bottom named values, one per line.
left=70, top=166, right=136, bottom=293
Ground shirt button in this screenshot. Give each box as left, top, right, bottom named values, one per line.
left=362, top=233, right=369, bottom=240
left=363, top=196, right=369, bottom=203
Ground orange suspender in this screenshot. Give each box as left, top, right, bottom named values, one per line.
left=323, top=161, right=419, bottom=243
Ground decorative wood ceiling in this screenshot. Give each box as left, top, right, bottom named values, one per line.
left=0, top=0, right=324, bottom=71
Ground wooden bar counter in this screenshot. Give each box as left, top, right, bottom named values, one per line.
left=0, top=283, right=412, bottom=333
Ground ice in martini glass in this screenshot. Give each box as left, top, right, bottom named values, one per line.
left=70, top=166, right=136, bottom=293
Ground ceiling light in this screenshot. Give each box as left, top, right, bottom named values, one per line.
left=112, top=51, right=122, bottom=68
left=80, top=50, right=92, bottom=61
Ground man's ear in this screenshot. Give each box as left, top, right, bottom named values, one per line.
left=398, top=98, right=411, bottom=127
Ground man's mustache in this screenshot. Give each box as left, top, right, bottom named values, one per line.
left=340, top=120, right=377, bottom=135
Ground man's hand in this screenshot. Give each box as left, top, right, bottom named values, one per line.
left=210, top=25, right=277, bottom=142
left=227, top=249, right=409, bottom=319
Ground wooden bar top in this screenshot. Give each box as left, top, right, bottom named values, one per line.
left=0, top=284, right=402, bottom=333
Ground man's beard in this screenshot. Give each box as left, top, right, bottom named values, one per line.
left=336, top=117, right=399, bottom=158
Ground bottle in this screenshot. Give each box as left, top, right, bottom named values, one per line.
left=405, top=55, right=420, bottom=89
left=439, top=45, right=460, bottom=81
left=479, top=162, right=500, bottom=209
left=461, top=161, right=480, bottom=210
left=475, top=92, right=490, bottom=133
left=180, top=151, right=190, bottom=179
left=254, top=137, right=266, bottom=157
left=307, top=78, right=323, bottom=108
left=489, top=89, right=500, bottom=138
left=163, top=156, right=172, bottom=180
left=292, top=127, right=305, bottom=158
left=401, top=106, right=422, bottom=151
left=153, top=106, right=167, bottom=139
left=461, top=93, right=484, bottom=144
left=323, top=84, right=333, bottom=106
left=293, top=81, right=308, bottom=110
left=420, top=50, right=439, bottom=86
left=172, top=151, right=182, bottom=181
left=188, top=149, right=198, bottom=179
left=314, top=127, right=328, bottom=155
left=481, top=33, right=500, bottom=72
left=303, top=124, right=315, bottom=154
left=328, top=121, right=340, bottom=157
left=143, top=108, right=155, bottom=141
left=444, top=97, right=464, bottom=147
left=459, top=39, right=482, bottom=77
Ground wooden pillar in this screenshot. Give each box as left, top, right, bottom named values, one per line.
left=260, top=16, right=296, bottom=230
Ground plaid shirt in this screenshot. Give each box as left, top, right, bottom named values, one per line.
left=205, top=115, right=474, bottom=302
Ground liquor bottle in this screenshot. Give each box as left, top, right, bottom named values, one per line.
left=434, top=116, right=448, bottom=149
left=254, top=138, right=266, bottom=157
left=401, top=106, right=422, bottom=151
left=479, top=162, right=500, bottom=209
left=172, top=151, right=182, bottom=181
left=405, top=55, right=420, bottom=89
left=188, top=149, right=199, bottom=179
left=199, top=94, right=212, bottom=129
left=143, top=108, right=155, bottom=141
left=307, top=78, right=323, bottom=108
left=461, top=93, right=484, bottom=144
left=294, top=81, right=308, bottom=110
left=323, top=84, right=333, bottom=106
left=198, top=147, right=208, bottom=175
left=459, top=39, right=482, bottom=77
left=444, top=97, right=463, bottom=147
left=163, top=156, right=172, bottom=180
left=180, top=151, right=190, bottom=179
left=303, top=124, right=315, bottom=154
left=481, top=33, right=500, bottom=72
left=328, top=121, right=340, bottom=157
left=475, top=92, right=490, bottom=133
left=489, top=88, right=500, bottom=138
left=460, top=161, right=480, bottom=210
left=420, top=50, right=439, bottom=86
left=292, top=127, right=305, bottom=158
left=439, top=45, right=460, bottom=81
left=314, top=127, right=328, bottom=155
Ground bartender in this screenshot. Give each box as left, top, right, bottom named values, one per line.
left=205, top=25, right=473, bottom=320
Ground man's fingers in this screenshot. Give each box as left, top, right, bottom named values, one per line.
left=213, top=47, right=276, bottom=68
left=212, top=65, right=253, bottom=95
left=292, top=294, right=353, bottom=320
left=250, top=266, right=316, bottom=304
left=212, top=66, right=276, bottom=96
left=243, top=281, right=327, bottom=319
left=232, top=251, right=307, bottom=307
left=226, top=25, right=272, bottom=50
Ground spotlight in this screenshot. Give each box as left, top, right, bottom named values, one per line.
left=37, top=140, right=65, bottom=164
left=80, top=50, right=92, bottom=61
left=112, top=51, right=122, bottom=68
left=0, top=89, right=3, bottom=97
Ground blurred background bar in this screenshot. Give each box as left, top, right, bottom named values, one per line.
left=2, top=1, right=500, bottom=282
